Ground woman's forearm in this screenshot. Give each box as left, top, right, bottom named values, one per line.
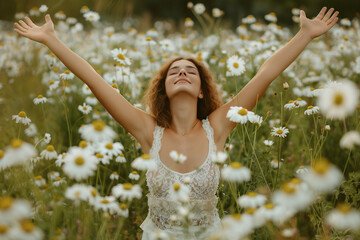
left=257, top=29, right=312, bottom=83
left=44, top=33, right=101, bottom=88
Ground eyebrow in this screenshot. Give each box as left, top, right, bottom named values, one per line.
left=169, top=65, right=198, bottom=71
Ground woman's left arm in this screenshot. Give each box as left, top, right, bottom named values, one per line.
left=210, top=7, right=338, bottom=144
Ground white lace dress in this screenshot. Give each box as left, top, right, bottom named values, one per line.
left=140, top=118, right=221, bottom=239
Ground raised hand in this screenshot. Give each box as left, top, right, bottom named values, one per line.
left=14, top=14, right=55, bottom=44
left=300, top=7, right=339, bottom=39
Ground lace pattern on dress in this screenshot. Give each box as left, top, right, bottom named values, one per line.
left=141, top=117, right=221, bottom=233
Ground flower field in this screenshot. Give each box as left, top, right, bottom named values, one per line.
left=1, top=3, right=360, bottom=240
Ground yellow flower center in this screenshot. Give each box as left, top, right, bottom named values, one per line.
left=120, top=203, right=127, bottom=210
left=74, top=157, right=85, bottom=166
left=296, top=98, right=302, bottom=101
left=37, top=94, right=43, bottom=99
left=313, top=158, right=330, bottom=175
left=101, top=199, right=110, bottom=204
left=146, top=37, right=152, bottom=41
left=81, top=6, right=89, bottom=11
left=111, top=84, right=118, bottom=89
left=337, top=203, right=351, bottom=214
left=18, top=111, right=27, bottom=118
left=237, top=108, right=248, bottom=116
left=112, top=171, right=118, bottom=175
left=21, top=220, right=35, bottom=233
left=290, top=178, right=301, bottom=185
left=96, top=153, right=103, bottom=158
left=0, top=196, right=14, bottom=210
left=288, top=100, right=294, bottom=103
left=232, top=213, right=242, bottom=220
left=117, top=53, right=125, bottom=60
left=92, top=120, right=106, bottom=131
left=280, top=183, right=296, bottom=195
left=173, top=183, right=181, bottom=191
left=246, top=192, right=257, bottom=197
left=230, top=162, right=243, bottom=169
left=123, top=183, right=133, bottom=190
left=0, top=150, right=4, bottom=159
left=264, top=203, right=274, bottom=209
left=34, top=176, right=43, bottom=181
left=105, top=143, right=113, bottom=150
left=245, top=208, right=256, bottom=215
left=333, top=93, right=343, bottom=105
left=119, top=153, right=124, bottom=157
left=142, top=154, right=150, bottom=160
left=233, top=62, right=239, bottom=68
left=131, top=171, right=138, bottom=175
left=79, top=140, right=87, bottom=148
left=91, top=189, right=98, bottom=197
left=53, top=67, right=59, bottom=73
left=55, top=177, right=62, bottom=181
left=0, top=225, right=8, bottom=234
left=307, top=105, right=314, bottom=109
left=64, top=70, right=70, bottom=74
left=49, top=80, right=55, bottom=85
left=83, top=106, right=87, bottom=110
left=46, top=145, right=55, bottom=152
left=276, top=129, right=283, bottom=134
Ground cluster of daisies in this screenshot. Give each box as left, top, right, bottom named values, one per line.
left=1, top=2, right=359, bottom=239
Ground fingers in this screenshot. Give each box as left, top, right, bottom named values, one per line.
left=315, top=7, right=327, bottom=20
left=327, top=11, right=339, bottom=24
left=322, top=8, right=334, bottom=22
left=327, top=14, right=339, bottom=27
left=45, top=14, right=52, bottom=23
left=19, top=20, right=29, bottom=30
left=14, top=22, right=27, bottom=32
left=25, top=16, right=36, bottom=27
left=14, top=28, right=28, bottom=37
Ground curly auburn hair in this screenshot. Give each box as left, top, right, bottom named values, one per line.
left=144, top=57, right=223, bottom=128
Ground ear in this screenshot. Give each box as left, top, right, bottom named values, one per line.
left=198, top=90, right=204, bottom=99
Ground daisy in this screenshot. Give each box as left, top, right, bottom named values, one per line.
left=129, top=171, right=140, bottom=181
left=131, top=154, right=157, bottom=171
left=112, top=203, right=129, bottom=217
left=226, top=106, right=254, bottom=124
left=77, top=140, right=94, bottom=154
left=97, top=141, right=124, bottom=158
left=273, top=178, right=315, bottom=211
left=34, top=176, right=46, bottom=187
left=221, top=162, right=251, bottom=183
left=299, top=157, right=343, bottom=193
left=48, top=80, right=59, bottom=90
left=212, top=8, right=223, bottom=18
left=264, top=12, right=277, bottom=22
left=92, top=196, right=119, bottom=213
left=111, top=183, right=142, bottom=201
left=111, top=48, right=131, bottom=66
left=226, top=55, right=245, bottom=76
left=53, top=177, right=66, bottom=186
left=339, top=18, right=351, bottom=27
left=1, top=139, right=37, bottom=169
left=40, top=145, right=58, bottom=160
left=29, top=7, right=40, bottom=16
left=48, top=171, right=60, bottom=181
left=248, top=114, right=263, bottom=126
left=12, top=111, right=31, bottom=125
left=62, top=147, right=98, bottom=181
left=284, top=100, right=295, bottom=110
left=271, top=126, right=289, bottom=138
left=263, top=140, right=274, bottom=146
left=295, top=166, right=309, bottom=176
left=169, top=150, right=187, bottom=164
left=339, top=130, right=360, bottom=149
left=54, top=10, right=66, bottom=20
left=219, top=214, right=254, bottom=239
left=0, top=197, right=33, bottom=224
left=270, top=159, right=282, bottom=168
left=80, top=5, right=90, bottom=13
left=193, top=3, right=206, bottom=15
left=95, top=153, right=111, bottom=165
left=169, top=182, right=190, bottom=202
left=24, top=123, right=37, bottom=137
left=33, top=94, right=48, bottom=104
left=317, top=79, right=359, bottom=120
left=115, top=153, right=126, bottom=163
left=39, top=5, right=48, bottom=13
left=238, top=191, right=267, bottom=208
left=255, top=203, right=295, bottom=226
left=324, top=125, right=331, bottom=131
left=65, top=184, right=93, bottom=202
left=242, top=15, right=256, bottom=24
left=8, top=220, right=44, bottom=240
left=79, top=120, right=117, bottom=143
left=78, top=103, right=92, bottom=115
left=83, top=11, right=100, bottom=22
left=211, top=151, right=228, bottom=165
left=59, top=70, right=75, bottom=80
left=44, top=133, right=51, bottom=144
left=304, top=105, right=320, bottom=115
left=85, top=96, right=98, bottom=105
left=293, top=98, right=307, bottom=108
left=110, top=172, right=119, bottom=180
left=325, top=203, right=360, bottom=231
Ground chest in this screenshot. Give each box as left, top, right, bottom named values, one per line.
left=158, top=128, right=209, bottom=174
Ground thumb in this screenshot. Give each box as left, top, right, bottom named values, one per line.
left=300, top=10, right=306, bottom=18
left=45, top=14, right=52, bottom=23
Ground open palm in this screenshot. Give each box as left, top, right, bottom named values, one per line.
left=14, top=14, right=55, bottom=44
left=300, top=7, right=339, bottom=39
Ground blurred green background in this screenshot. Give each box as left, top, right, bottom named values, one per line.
left=1, top=0, right=359, bottom=29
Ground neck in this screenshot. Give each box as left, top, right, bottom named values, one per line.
left=169, top=93, right=199, bottom=135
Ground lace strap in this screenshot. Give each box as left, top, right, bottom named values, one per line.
left=202, top=117, right=217, bottom=153
left=149, top=125, right=164, bottom=159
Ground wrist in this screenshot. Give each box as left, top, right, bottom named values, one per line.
left=42, top=32, right=57, bottom=46
left=297, top=28, right=313, bottom=41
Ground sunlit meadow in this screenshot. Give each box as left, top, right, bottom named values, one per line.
left=1, top=3, right=360, bottom=240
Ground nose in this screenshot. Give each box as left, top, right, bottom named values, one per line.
left=178, top=69, right=187, bottom=76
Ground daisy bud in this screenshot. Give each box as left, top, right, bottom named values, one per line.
left=283, top=82, right=289, bottom=90
left=325, top=125, right=331, bottom=131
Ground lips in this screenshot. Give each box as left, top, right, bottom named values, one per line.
left=175, top=78, right=191, bottom=84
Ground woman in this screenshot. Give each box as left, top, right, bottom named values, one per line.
left=14, top=7, right=338, bottom=239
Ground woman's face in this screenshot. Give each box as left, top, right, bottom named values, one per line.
left=165, top=59, right=203, bottom=100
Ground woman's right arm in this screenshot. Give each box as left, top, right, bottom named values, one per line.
left=14, top=15, right=155, bottom=149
